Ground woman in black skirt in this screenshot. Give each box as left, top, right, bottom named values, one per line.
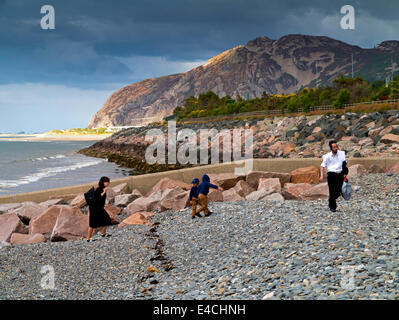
left=87, top=176, right=113, bottom=242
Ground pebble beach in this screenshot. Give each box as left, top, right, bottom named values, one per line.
left=1, top=172, right=399, bottom=300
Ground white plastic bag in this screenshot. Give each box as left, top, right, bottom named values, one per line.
left=341, top=181, right=352, bottom=200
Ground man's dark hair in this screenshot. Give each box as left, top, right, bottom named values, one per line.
left=329, top=140, right=338, bottom=150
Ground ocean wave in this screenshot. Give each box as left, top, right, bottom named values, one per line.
left=0, top=159, right=105, bottom=188
left=31, top=154, right=66, bottom=161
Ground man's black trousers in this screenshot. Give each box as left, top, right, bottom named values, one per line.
left=327, top=171, right=344, bottom=210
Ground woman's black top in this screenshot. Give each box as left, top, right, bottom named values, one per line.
left=88, top=186, right=112, bottom=228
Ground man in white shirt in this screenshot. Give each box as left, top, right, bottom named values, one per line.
left=320, top=140, right=348, bottom=212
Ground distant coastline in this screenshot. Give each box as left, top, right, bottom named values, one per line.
left=0, top=133, right=112, bottom=141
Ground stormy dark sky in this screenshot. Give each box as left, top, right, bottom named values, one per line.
left=0, top=0, right=398, bottom=132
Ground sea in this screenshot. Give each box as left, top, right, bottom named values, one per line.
left=0, top=137, right=132, bottom=196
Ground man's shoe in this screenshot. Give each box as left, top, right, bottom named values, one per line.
left=101, top=233, right=112, bottom=238
left=205, top=212, right=213, bottom=217
left=195, top=213, right=202, bottom=218
left=330, top=208, right=336, bottom=212
left=191, top=215, right=195, bottom=219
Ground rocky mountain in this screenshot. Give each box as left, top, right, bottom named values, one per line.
left=88, top=34, right=399, bottom=128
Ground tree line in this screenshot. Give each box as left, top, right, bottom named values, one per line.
left=173, top=75, right=399, bottom=120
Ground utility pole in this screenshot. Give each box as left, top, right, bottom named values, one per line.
left=351, top=53, right=354, bottom=78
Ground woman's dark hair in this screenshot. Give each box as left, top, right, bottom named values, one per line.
left=98, top=176, right=110, bottom=189
left=329, top=140, right=338, bottom=150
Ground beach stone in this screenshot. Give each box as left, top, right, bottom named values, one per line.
left=126, top=197, right=159, bottom=216
left=347, top=164, right=367, bottom=179
left=70, top=193, right=86, bottom=208
left=233, top=180, right=255, bottom=198
left=104, top=204, right=122, bottom=224
left=208, top=189, right=224, bottom=202
left=160, top=190, right=190, bottom=212
left=112, top=183, right=130, bottom=195
left=118, top=212, right=152, bottom=227
left=105, top=188, right=116, bottom=204
left=207, top=173, right=245, bottom=190
left=246, top=171, right=291, bottom=189
left=114, top=194, right=140, bottom=207
left=367, top=164, right=384, bottom=174
left=0, top=241, right=11, bottom=249
left=222, top=188, right=244, bottom=202
left=50, top=206, right=89, bottom=242
left=359, top=137, right=374, bottom=147
left=246, top=188, right=274, bottom=201
left=380, top=134, right=399, bottom=144
left=258, top=178, right=282, bottom=194
left=29, top=205, right=64, bottom=235
left=10, top=233, right=46, bottom=245
left=283, top=183, right=313, bottom=200
left=385, top=162, right=399, bottom=174
left=146, top=178, right=191, bottom=197
left=0, top=212, right=28, bottom=242
left=13, top=202, right=47, bottom=224
left=379, top=126, right=393, bottom=136
left=132, top=189, right=143, bottom=197
left=300, top=183, right=329, bottom=200
left=290, top=166, right=319, bottom=184
left=49, top=193, right=78, bottom=202
left=263, top=193, right=284, bottom=202
left=0, top=203, right=22, bottom=214
left=39, top=199, right=67, bottom=207
left=269, top=141, right=296, bottom=156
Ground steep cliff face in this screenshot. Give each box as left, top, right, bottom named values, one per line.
left=88, top=34, right=399, bottom=128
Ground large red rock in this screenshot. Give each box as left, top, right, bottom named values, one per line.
left=126, top=197, right=159, bottom=216
left=70, top=193, right=86, bottom=208
left=233, top=180, right=255, bottom=197
left=299, top=183, right=329, bottom=200
left=29, top=205, right=65, bottom=235
left=263, top=193, right=285, bottom=201
left=222, top=188, right=244, bottom=202
left=258, top=178, right=282, bottom=194
left=207, top=173, right=245, bottom=190
left=290, top=166, right=320, bottom=184
left=146, top=178, right=191, bottom=197
left=50, top=206, right=89, bottom=242
left=0, top=212, right=28, bottom=242
left=283, top=183, right=313, bottom=200
left=104, top=204, right=122, bottom=224
left=208, top=188, right=224, bottom=202
left=39, top=199, right=67, bottom=207
left=347, top=164, right=367, bottom=178
left=10, top=233, right=46, bottom=245
left=245, top=188, right=274, bottom=201
left=132, top=189, right=143, bottom=197
left=114, top=193, right=141, bottom=207
left=112, top=183, right=130, bottom=195
left=367, top=164, right=384, bottom=174
left=160, top=190, right=190, bottom=212
left=118, top=212, right=154, bottom=227
left=246, top=171, right=291, bottom=189
left=0, top=203, right=22, bottom=214
left=14, top=202, right=47, bottom=223
left=269, top=141, right=296, bottom=156
left=380, top=134, right=399, bottom=144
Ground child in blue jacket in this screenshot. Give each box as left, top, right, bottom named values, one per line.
left=189, top=178, right=201, bottom=219
left=195, top=174, right=223, bottom=217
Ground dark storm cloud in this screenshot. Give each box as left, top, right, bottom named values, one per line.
left=0, top=0, right=398, bottom=87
